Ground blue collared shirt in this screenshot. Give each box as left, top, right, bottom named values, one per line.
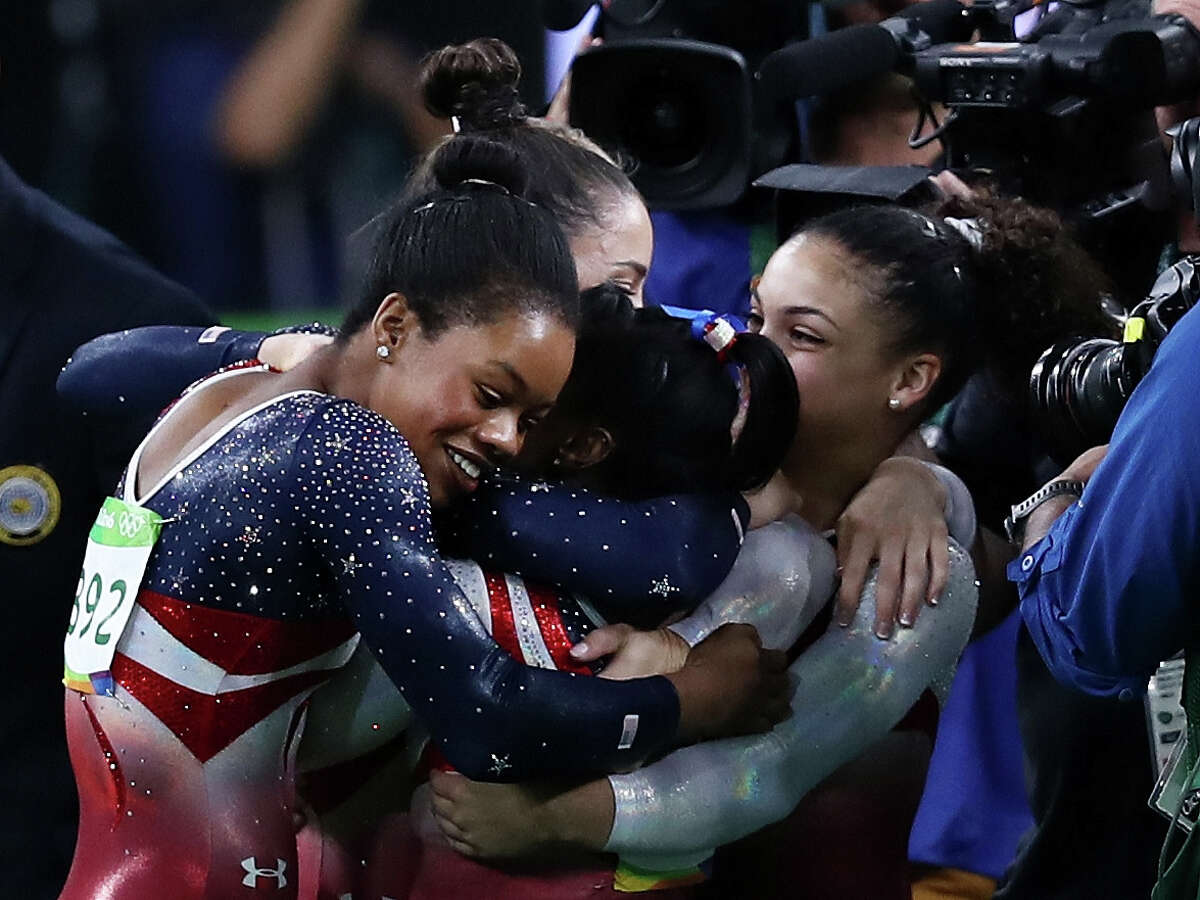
left=1012, top=300, right=1200, bottom=701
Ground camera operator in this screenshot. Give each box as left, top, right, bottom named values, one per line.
left=1010, top=280, right=1200, bottom=894
left=1008, top=21, right=1200, bottom=876
left=993, top=1, right=1200, bottom=893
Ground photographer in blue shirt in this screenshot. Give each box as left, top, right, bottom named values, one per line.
left=1011, top=288, right=1200, bottom=896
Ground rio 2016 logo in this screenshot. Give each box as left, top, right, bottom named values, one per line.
left=117, top=511, right=146, bottom=540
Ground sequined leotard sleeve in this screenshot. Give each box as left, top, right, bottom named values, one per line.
left=287, top=397, right=679, bottom=781
left=438, top=472, right=749, bottom=626
left=667, top=471, right=976, bottom=651
left=667, top=516, right=837, bottom=651
left=58, top=325, right=267, bottom=418
left=603, top=540, right=978, bottom=872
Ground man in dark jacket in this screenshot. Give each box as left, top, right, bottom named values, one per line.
left=0, top=155, right=213, bottom=897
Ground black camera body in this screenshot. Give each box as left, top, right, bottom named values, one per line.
left=560, top=0, right=806, bottom=209
left=1031, top=255, right=1200, bottom=465
left=912, top=15, right=1200, bottom=110
left=751, top=0, right=1200, bottom=292
left=569, top=40, right=757, bottom=209
left=908, top=10, right=1200, bottom=294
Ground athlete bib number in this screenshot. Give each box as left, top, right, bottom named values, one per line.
left=63, top=497, right=163, bottom=695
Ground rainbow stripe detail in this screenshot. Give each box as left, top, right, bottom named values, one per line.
left=63, top=664, right=114, bottom=696
left=613, top=860, right=707, bottom=893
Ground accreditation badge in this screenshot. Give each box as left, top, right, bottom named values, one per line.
left=1151, top=735, right=1200, bottom=833
left=1149, top=657, right=1200, bottom=832
left=0, top=465, right=61, bottom=546
left=63, top=497, right=163, bottom=696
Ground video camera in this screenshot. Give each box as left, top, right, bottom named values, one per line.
left=545, top=0, right=806, bottom=209
left=758, top=0, right=1200, bottom=294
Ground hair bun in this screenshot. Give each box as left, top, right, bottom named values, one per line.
left=421, top=38, right=526, bottom=131
left=431, top=134, right=531, bottom=199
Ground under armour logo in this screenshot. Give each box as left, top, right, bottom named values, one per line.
left=241, top=857, right=288, bottom=889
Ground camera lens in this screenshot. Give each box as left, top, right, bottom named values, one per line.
left=623, top=74, right=708, bottom=171
left=1030, top=338, right=1135, bottom=465
left=568, top=41, right=754, bottom=209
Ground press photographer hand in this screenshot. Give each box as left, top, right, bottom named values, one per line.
left=1020, top=444, right=1109, bottom=551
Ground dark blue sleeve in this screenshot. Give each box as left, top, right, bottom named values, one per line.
left=58, top=325, right=268, bottom=419
left=1015, top=302, right=1200, bottom=700
left=295, top=401, right=681, bottom=781
left=438, top=470, right=750, bottom=626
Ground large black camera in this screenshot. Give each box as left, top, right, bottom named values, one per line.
left=548, top=0, right=806, bottom=209
left=914, top=6, right=1200, bottom=290
left=1030, top=255, right=1200, bottom=465
left=757, top=0, right=1200, bottom=294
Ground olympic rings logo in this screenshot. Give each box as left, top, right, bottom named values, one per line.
left=117, top=511, right=146, bottom=539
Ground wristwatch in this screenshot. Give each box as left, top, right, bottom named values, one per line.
left=1004, top=479, right=1086, bottom=543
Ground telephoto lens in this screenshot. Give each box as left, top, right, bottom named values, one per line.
left=1029, top=256, right=1200, bottom=465
left=1029, top=337, right=1138, bottom=466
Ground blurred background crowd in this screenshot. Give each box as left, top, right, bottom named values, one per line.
left=0, top=1, right=545, bottom=322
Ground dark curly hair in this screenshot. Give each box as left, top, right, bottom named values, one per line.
left=934, top=192, right=1117, bottom=378
left=799, top=195, right=1116, bottom=412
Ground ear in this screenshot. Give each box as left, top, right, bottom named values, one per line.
left=371, top=292, right=418, bottom=354
left=557, top=426, right=615, bottom=471
left=889, top=352, right=942, bottom=412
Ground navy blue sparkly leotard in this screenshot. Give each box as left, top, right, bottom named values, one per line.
left=59, top=365, right=685, bottom=900
left=127, top=373, right=681, bottom=778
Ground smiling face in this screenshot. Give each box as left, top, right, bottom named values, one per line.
left=751, top=234, right=903, bottom=466
left=370, top=302, right=575, bottom=507
left=569, top=192, right=654, bottom=306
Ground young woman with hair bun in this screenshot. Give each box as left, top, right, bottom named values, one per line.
left=515, top=289, right=800, bottom=505
left=57, top=277, right=806, bottom=900
left=412, top=37, right=655, bottom=305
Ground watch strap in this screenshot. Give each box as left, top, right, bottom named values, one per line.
left=1005, top=479, right=1086, bottom=543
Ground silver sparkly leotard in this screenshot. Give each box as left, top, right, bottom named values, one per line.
left=604, top=522, right=978, bottom=873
